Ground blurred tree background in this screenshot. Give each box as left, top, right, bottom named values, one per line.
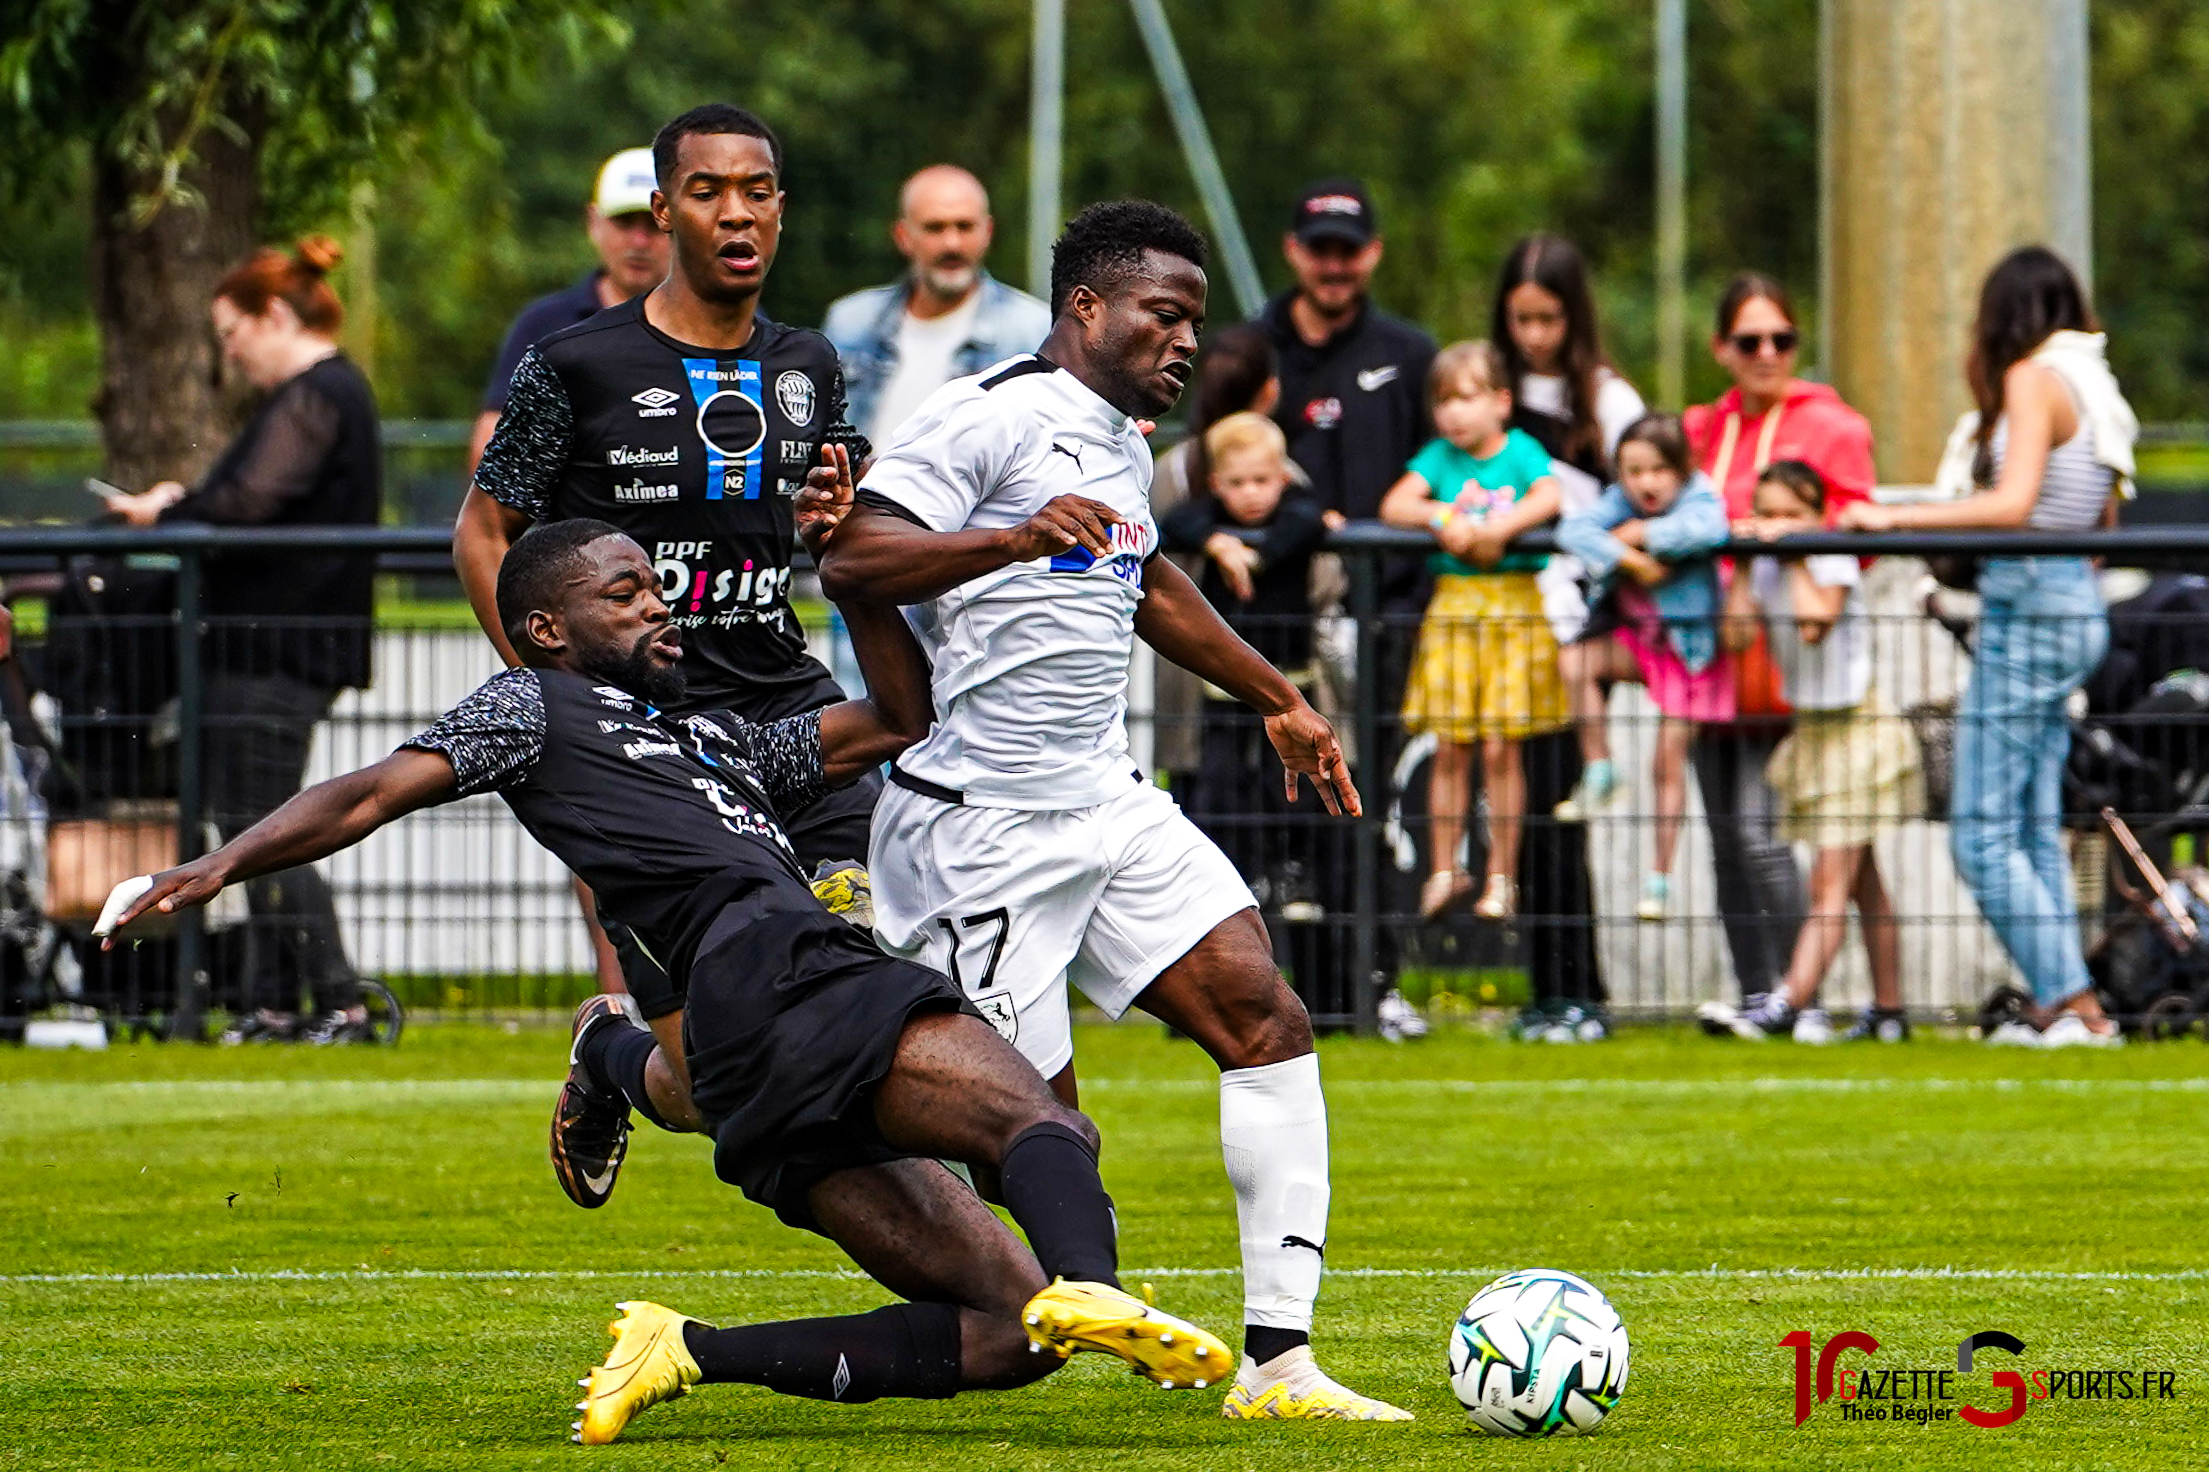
left=1, top=0, right=2201, bottom=440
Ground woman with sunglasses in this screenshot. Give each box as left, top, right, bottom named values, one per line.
left=1682, top=275, right=1876, bottom=1035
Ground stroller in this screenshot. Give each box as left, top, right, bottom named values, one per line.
left=1920, top=572, right=2209, bottom=1036
left=4, top=551, right=403, bottom=1044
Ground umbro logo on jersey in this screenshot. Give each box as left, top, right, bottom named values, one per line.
left=631, top=386, right=682, bottom=417
left=1049, top=440, right=1085, bottom=472
left=1356, top=365, right=1399, bottom=392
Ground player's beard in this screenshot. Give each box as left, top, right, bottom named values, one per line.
left=585, top=628, right=689, bottom=710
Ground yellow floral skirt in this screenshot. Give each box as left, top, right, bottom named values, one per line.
left=1766, top=694, right=1925, bottom=847
left=1401, top=573, right=1569, bottom=742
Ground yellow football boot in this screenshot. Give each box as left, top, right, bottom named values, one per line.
left=1020, top=1280, right=1232, bottom=1389
left=809, top=859, right=874, bottom=929
left=1219, top=1346, right=1413, bottom=1420
left=572, top=1300, right=702, bottom=1445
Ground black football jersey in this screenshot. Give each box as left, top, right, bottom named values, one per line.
left=403, top=666, right=833, bottom=983
left=476, top=297, right=871, bottom=721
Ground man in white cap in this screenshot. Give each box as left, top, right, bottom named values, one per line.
left=465, top=147, right=670, bottom=480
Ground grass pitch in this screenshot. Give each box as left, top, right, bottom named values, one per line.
left=5, top=1021, right=2206, bottom=1471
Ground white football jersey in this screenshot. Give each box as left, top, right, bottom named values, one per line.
left=858, top=355, right=1159, bottom=810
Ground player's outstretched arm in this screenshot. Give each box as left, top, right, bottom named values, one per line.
left=815, top=497, right=1124, bottom=607
left=1134, top=555, right=1362, bottom=816
left=95, top=750, right=460, bottom=947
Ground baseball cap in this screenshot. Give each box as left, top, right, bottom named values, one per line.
left=1290, top=178, right=1377, bottom=247
left=593, top=148, right=658, bottom=219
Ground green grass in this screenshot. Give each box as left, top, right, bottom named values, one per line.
left=6, top=1022, right=2207, bottom=1470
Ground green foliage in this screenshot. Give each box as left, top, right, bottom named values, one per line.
left=2, top=0, right=2204, bottom=425
left=0, top=0, right=637, bottom=228
left=6, top=1023, right=2207, bottom=1467
left=2092, top=0, right=2209, bottom=423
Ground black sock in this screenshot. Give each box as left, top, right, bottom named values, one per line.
left=1245, top=1326, right=1310, bottom=1365
left=998, top=1121, right=1119, bottom=1287
left=578, top=1019, right=675, bottom=1131
left=679, top=1302, right=962, bottom=1401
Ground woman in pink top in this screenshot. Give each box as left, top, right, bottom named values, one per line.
left=1683, top=275, right=1876, bottom=1024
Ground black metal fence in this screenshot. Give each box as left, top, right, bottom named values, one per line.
left=9, top=521, right=2209, bottom=1039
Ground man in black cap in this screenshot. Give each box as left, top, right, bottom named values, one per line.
left=1258, top=180, right=1436, bottom=1010
left=1260, top=179, right=1436, bottom=548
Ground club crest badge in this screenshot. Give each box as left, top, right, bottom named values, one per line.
left=775, top=370, right=816, bottom=427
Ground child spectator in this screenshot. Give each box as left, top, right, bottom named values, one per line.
left=1555, top=412, right=1731, bottom=921
left=1379, top=341, right=1566, bottom=923
left=1160, top=412, right=1328, bottom=906
left=1703, top=461, right=1921, bottom=1041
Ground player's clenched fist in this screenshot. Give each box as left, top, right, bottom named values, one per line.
left=999, top=495, right=1122, bottom=563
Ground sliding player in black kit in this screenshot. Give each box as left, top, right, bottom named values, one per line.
left=97, top=516, right=1230, bottom=1443
left=453, top=103, right=874, bottom=1126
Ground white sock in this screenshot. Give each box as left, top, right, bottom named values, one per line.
left=1219, top=1053, right=1329, bottom=1334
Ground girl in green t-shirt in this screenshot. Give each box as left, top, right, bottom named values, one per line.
left=1380, top=341, right=1569, bottom=923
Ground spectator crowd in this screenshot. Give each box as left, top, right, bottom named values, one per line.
left=48, top=134, right=2148, bottom=1052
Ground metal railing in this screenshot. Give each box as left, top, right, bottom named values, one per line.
left=8, top=521, right=2209, bottom=1038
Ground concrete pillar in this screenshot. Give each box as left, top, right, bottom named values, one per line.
left=1820, top=0, right=2091, bottom=483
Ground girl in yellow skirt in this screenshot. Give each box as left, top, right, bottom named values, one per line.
left=1704, top=460, right=1923, bottom=1041
left=1381, top=342, right=1568, bottom=921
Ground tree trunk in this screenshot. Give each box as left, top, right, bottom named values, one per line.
left=89, top=106, right=263, bottom=491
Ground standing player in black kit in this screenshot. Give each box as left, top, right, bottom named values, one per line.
left=454, top=104, right=875, bottom=1131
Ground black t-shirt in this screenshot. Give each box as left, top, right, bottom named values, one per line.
left=161, top=354, right=380, bottom=690
left=403, top=666, right=832, bottom=984
left=475, top=296, right=871, bottom=721
left=481, top=273, right=608, bottom=413
left=1157, top=487, right=1326, bottom=676
left=1258, top=292, right=1436, bottom=609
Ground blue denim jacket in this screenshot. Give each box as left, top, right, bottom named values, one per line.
left=820, top=271, right=1053, bottom=437
left=1556, top=472, right=1730, bottom=673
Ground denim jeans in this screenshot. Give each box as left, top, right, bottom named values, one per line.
left=1692, top=727, right=1808, bottom=998
left=1950, top=557, right=2109, bottom=1007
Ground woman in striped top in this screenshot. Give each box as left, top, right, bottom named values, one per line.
left=1841, top=247, right=2135, bottom=1046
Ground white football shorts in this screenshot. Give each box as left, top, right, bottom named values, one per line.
left=870, top=777, right=1257, bottom=1079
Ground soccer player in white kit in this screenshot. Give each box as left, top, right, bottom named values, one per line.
left=816, top=201, right=1410, bottom=1421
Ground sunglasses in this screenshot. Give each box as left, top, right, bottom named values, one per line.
left=1729, top=329, right=1799, bottom=356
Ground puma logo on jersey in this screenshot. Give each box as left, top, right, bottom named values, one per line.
left=1048, top=440, right=1085, bottom=472
left=1356, top=365, right=1399, bottom=392
left=1282, top=1234, right=1326, bottom=1257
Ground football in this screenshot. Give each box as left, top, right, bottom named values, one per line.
left=1448, top=1269, right=1629, bottom=1436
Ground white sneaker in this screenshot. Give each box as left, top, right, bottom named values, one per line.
left=1791, top=1008, right=1833, bottom=1045
left=1376, top=987, right=1429, bottom=1042
left=1553, top=761, right=1619, bottom=824
left=1983, top=1020, right=2046, bottom=1047
left=2041, top=1014, right=2124, bottom=1049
